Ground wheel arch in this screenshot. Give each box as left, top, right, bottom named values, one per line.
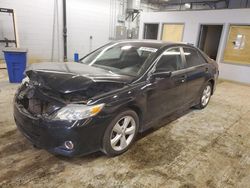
left=127, top=104, right=143, bottom=130
left=208, top=79, right=215, bottom=95
left=114, top=103, right=144, bottom=132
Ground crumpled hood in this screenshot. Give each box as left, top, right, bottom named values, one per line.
left=25, top=62, right=133, bottom=94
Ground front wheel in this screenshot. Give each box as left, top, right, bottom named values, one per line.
left=195, top=83, right=212, bottom=109
left=102, top=110, right=139, bottom=157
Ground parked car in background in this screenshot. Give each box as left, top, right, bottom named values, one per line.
left=14, top=40, right=219, bottom=157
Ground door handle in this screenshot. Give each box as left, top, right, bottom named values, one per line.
left=176, top=75, right=187, bottom=83
left=182, top=75, right=187, bottom=82
left=205, top=67, right=209, bottom=73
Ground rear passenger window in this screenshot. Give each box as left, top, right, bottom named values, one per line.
left=183, top=48, right=207, bottom=67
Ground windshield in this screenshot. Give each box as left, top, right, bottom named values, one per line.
left=80, top=42, right=158, bottom=77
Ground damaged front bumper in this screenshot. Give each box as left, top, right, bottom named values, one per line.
left=13, top=85, right=112, bottom=157
left=14, top=102, right=111, bottom=157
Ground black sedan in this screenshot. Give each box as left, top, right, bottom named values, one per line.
left=14, top=40, right=219, bottom=157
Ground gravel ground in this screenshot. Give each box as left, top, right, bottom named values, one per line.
left=0, top=69, right=250, bottom=188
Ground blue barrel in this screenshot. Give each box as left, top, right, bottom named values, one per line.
left=3, top=48, right=28, bottom=83
left=74, top=53, right=79, bottom=62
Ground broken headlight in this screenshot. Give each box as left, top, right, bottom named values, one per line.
left=54, top=103, right=105, bottom=121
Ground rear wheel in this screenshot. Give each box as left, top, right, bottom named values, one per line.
left=195, top=83, right=212, bottom=109
left=102, top=110, right=139, bottom=156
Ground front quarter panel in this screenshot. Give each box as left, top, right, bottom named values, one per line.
left=90, top=81, right=149, bottom=130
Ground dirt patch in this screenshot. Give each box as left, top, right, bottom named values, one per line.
left=206, top=179, right=216, bottom=188
left=123, top=126, right=184, bottom=169
left=0, top=129, right=17, bottom=139
left=0, top=139, right=32, bottom=158
left=179, top=183, right=197, bottom=188
left=0, top=156, right=65, bottom=187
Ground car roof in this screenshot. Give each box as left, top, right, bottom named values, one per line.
left=111, top=39, right=194, bottom=49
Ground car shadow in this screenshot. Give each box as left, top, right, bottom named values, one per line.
left=137, top=107, right=194, bottom=141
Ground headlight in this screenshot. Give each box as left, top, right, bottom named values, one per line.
left=22, top=76, right=30, bottom=85
left=54, top=103, right=105, bottom=121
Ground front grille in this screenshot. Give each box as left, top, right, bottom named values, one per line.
left=28, top=98, right=60, bottom=116
left=28, top=98, right=42, bottom=114
left=17, top=85, right=62, bottom=117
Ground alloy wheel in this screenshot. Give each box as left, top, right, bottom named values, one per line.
left=201, top=85, right=212, bottom=107
left=110, top=115, right=136, bottom=151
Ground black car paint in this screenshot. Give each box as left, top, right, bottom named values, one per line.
left=14, top=41, right=218, bottom=157
left=26, top=62, right=133, bottom=94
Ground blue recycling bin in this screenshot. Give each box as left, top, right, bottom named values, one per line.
left=74, top=53, right=79, bottom=62
left=3, top=48, right=28, bottom=83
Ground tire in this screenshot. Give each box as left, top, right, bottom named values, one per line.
left=195, top=82, right=212, bottom=109
left=102, top=109, right=139, bottom=157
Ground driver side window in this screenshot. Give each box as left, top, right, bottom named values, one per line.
left=155, top=48, right=182, bottom=72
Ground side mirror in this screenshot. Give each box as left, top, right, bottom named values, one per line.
left=151, top=71, right=172, bottom=79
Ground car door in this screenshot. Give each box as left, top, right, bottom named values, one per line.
left=182, top=47, right=209, bottom=104
left=145, top=47, right=187, bottom=124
